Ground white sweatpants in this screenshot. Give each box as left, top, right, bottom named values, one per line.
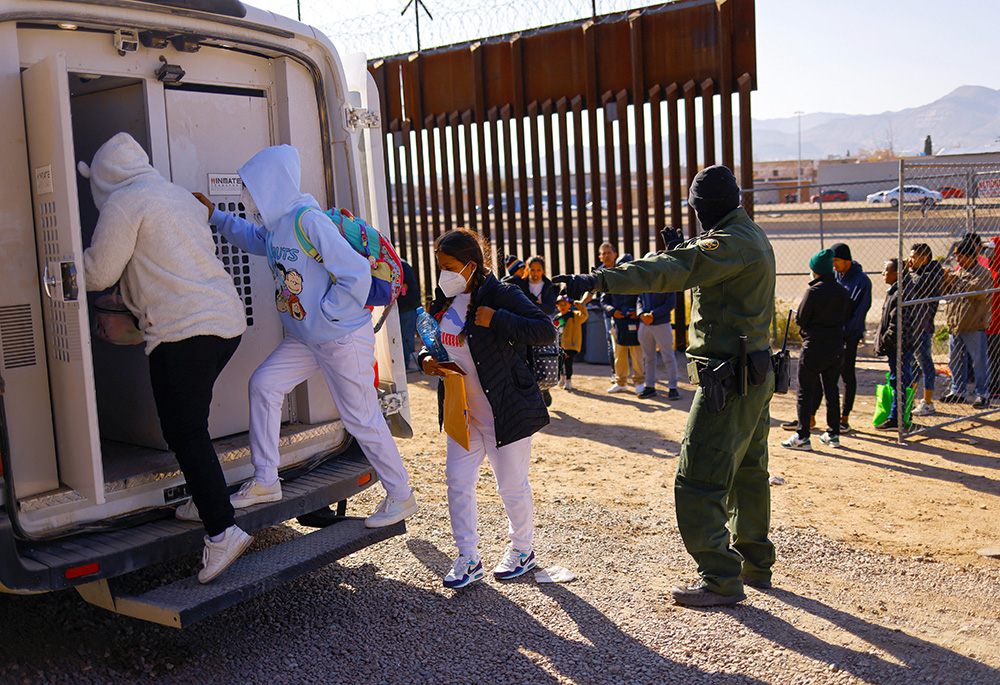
left=638, top=321, right=679, bottom=389
left=248, top=328, right=411, bottom=501
left=446, top=421, right=533, bottom=556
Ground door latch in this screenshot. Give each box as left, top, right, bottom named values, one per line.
left=42, top=261, right=79, bottom=302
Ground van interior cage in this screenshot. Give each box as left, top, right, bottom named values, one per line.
left=891, top=160, right=1000, bottom=441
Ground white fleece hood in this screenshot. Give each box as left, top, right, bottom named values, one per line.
left=238, top=145, right=315, bottom=228
left=78, top=132, right=161, bottom=211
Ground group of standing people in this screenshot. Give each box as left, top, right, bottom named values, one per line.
left=499, top=243, right=681, bottom=402
left=783, top=231, right=1000, bottom=449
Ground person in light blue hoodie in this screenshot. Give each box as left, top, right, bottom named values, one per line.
left=194, top=145, right=417, bottom=528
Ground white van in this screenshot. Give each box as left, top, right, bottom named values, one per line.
left=0, top=0, right=411, bottom=626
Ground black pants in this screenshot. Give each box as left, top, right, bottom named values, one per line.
left=798, top=348, right=842, bottom=439
left=148, top=334, right=242, bottom=537
left=839, top=336, right=860, bottom=417
left=812, top=336, right=859, bottom=419
left=563, top=349, right=578, bottom=380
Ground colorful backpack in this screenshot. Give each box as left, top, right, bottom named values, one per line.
left=293, top=206, right=403, bottom=309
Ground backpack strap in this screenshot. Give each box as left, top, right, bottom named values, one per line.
left=294, top=207, right=336, bottom=283
left=294, top=207, right=322, bottom=264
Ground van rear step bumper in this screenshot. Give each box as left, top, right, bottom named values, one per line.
left=0, top=443, right=379, bottom=594
left=76, top=518, right=405, bottom=628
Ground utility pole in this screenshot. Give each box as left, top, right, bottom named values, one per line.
left=402, top=0, right=433, bottom=52
left=795, top=110, right=803, bottom=202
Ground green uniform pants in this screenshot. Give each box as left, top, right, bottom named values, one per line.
left=675, top=371, right=775, bottom=595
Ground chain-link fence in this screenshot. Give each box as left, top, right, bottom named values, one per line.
left=743, top=177, right=903, bottom=343
left=894, top=161, right=1000, bottom=439
left=261, top=0, right=665, bottom=59
left=749, top=164, right=1000, bottom=440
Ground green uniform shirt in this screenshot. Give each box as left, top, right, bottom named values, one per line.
left=595, top=207, right=775, bottom=362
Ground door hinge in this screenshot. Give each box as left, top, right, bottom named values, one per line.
left=345, top=106, right=380, bottom=131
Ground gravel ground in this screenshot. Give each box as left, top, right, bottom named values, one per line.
left=0, top=366, right=998, bottom=684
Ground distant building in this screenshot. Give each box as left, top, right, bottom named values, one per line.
left=752, top=159, right=817, bottom=203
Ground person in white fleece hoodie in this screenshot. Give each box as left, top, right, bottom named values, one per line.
left=79, top=132, right=251, bottom=584
left=194, top=144, right=417, bottom=529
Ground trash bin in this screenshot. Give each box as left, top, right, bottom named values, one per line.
left=581, top=305, right=611, bottom=365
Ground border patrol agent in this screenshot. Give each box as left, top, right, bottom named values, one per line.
left=554, top=165, right=776, bottom=606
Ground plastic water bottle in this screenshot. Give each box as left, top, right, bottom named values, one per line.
left=416, top=307, right=448, bottom=361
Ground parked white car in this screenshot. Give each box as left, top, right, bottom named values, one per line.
left=866, top=185, right=943, bottom=208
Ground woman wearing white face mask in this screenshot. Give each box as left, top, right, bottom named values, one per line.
left=419, top=229, right=556, bottom=589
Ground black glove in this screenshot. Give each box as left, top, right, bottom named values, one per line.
left=660, top=226, right=684, bottom=250
left=552, top=273, right=598, bottom=301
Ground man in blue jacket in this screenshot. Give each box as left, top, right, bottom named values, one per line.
left=830, top=243, right=872, bottom=431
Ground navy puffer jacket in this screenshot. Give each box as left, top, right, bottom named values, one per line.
left=420, top=273, right=556, bottom=447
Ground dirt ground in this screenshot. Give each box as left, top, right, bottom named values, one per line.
left=399, top=351, right=1000, bottom=676
left=409, top=353, right=1000, bottom=568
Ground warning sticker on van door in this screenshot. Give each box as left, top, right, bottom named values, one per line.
left=208, top=173, right=243, bottom=195
left=35, top=165, right=53, bottom=195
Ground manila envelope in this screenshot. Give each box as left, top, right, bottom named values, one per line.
left=442, top=373, right=471, bottom=450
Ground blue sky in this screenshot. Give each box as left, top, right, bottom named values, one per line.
left=248, top=0, right=1000, bottom=121
left=753, top=0, right=1000, bottom=120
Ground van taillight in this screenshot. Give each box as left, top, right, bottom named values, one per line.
left=65, top=563, right=99, bottom=579
left=358, top=473, right=371, bottom=486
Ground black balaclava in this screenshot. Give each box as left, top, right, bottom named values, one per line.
left=688, top=165, right=741, bottom=231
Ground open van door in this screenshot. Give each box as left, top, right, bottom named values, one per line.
left=21, top=52, right=104, bottom=506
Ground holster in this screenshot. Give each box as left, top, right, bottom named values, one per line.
left=688, top=359, right=735, bottom=413
left=747, top=349, right=772, bottom=387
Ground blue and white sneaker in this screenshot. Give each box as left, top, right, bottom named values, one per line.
left=493, top=543, right=536, bottom=580
left=443, top=554, right=484, bottom=589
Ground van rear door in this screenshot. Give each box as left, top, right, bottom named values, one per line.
left=21, top=51, right=104, bottom=507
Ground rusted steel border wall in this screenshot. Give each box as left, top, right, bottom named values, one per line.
left=370, top=0, right=756, bottom=307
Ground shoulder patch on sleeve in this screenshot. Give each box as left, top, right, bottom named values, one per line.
left=697, top=237, right=719, bottom=251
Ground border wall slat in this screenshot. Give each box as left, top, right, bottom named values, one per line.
left=425, top=116, right=441, bottom=245
left=542, top=99, right=559, bottom=274
left=616, top=89, right=633, bottom=257
left=436, top=113, right=453, bottom=234
left=502, top=105, right=518, bottom=262
left=683, top=80, right=699, bottom=237
left=528, top=101, right=544, bottom=258
left=648, top=86, right=665, bottom=249
left=572, top=95, right=589, bottom=273
left=602, top=91, right=618, bottom=249
left=462, top=110, right=478, bottom=234
left=449, top=112, right=464, bottom=226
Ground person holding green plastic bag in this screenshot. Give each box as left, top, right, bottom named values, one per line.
left=873, top=258, right=918, bottom=430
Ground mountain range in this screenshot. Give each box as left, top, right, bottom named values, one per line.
left=752, top=85, right=1000, bottom=161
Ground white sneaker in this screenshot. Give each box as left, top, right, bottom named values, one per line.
left=635, top=383, right=646, bottom=395
left=819, top=431, right=840, bottom=448
left=198, top=525, right=253, bottom=584
left=493, top=543, right=536, bottom=580
left=607, top=384, right=627, bottom=394
left=364, top=491, right=419, bottom=528
left=557, top=378, right=566, bottom=389
left=443, top=554, right=484, bottom=589
left=175, top=498, right=200, bottom=522
left=230, top=479, right=282, bottom=509
left=564, top=379, right=573, bottom=391
left=781, top=435, right=812, bottom=451
left=912, top=400, right=935, bottom=416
